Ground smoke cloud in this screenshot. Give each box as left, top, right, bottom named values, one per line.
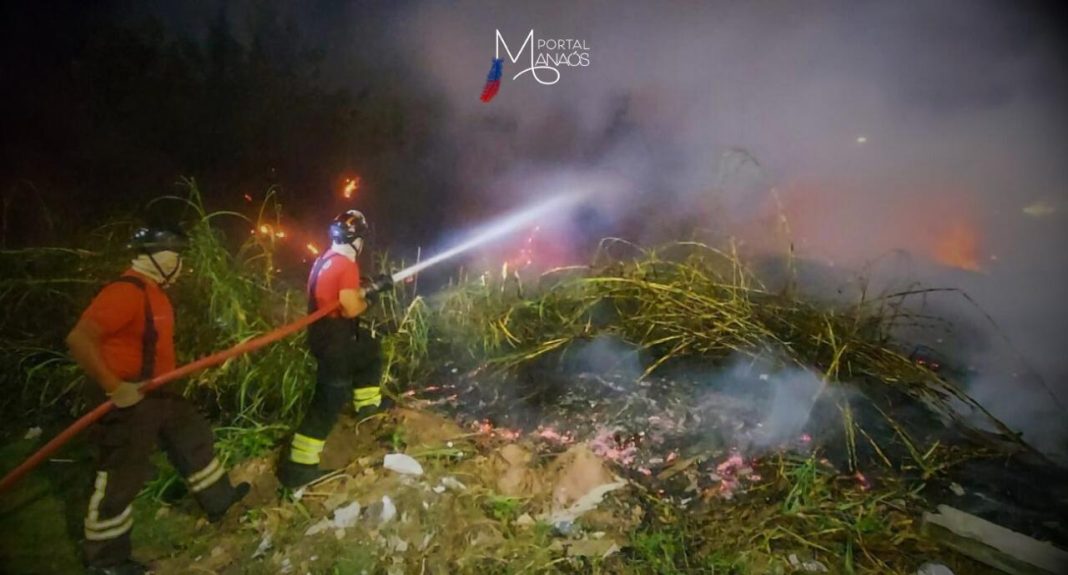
left=379, top=1, right=1068, bottom=457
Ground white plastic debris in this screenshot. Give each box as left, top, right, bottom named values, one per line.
left=24, top=427, right=42, bottom=440
left=305, top=502, right=362, bottom=536
left=333, top=502, right=362, bottom=528
left=383, top=453, right=424, bottom=476
left=545, top=480, right=627, bottom=525
left=787, top=553, right=828, bottom=573
left=379, top=496, right=397, bottom=523
left=440, top=477, right=467, bottom=491
left=949, top=482, right=965, bottom=496
left=916, top=563, right=954, bottom=575
left=251, top=533, right=272, bottom=559
left=388, top=536, right=409, bottom=553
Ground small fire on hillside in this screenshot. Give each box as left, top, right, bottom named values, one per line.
left=933, top=218, right=982, bottom=272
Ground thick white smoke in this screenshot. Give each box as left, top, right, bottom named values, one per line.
left=382, top=1, right=1068, bottom=458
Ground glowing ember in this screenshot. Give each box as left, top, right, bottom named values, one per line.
left=715, top=453, right=747, bottom=476
left=853, top=470, right=871, bottom=491
left=259, top=224, right=272, bottom=235
left=243, top=193, right=253, bottom=202
left=306, top=243, right=320, bottom=256
left=534, top=426, right=575, bottom=444
left=589, top=428, right=638, bottom=466
left=472, top=419, right=521, bottom=441
left=507, top=225, right=541, bottom=270
left=712, top=452, right=758, bottom=500
left=274, top=229, right=286, bottom=239
left=342, top=177, right=360, bottom=199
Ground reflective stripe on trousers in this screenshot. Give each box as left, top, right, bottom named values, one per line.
left=289, top=433, right=326, bottom=465
left=84, top=471, right=134, bottom=541
left=187, top=457, right=226, bottom=493
left=353, top=386, right=382, bottom=409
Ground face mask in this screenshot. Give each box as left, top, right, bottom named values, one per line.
left=132, top=250, right=182, bottom=287
left=330, top=241, right=361, bottom=262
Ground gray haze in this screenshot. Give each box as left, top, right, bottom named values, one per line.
left=123, top=1, right=1068, bottom=455
left=383, top=1, right=1068, bottom=455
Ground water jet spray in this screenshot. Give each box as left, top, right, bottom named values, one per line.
left=0, top=189, right=590, bottom=494
left=389, top=190, right=587, bottom=283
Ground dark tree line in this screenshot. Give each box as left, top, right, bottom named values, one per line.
left=2, top=2, right=450, bottom=250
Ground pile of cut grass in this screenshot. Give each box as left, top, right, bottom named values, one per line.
left=384, top=238, right=1028, bottom=475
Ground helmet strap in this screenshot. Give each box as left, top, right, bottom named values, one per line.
left=146, top=251, right=181, bottom=287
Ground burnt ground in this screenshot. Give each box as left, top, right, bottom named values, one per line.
left=2, top=356, right=1066, bottom=574
left=416, top=355, right=1068, bottom=548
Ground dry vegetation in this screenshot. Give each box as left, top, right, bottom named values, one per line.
left=0, top=184, right=1041, bottom=573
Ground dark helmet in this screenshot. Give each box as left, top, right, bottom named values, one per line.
left=329, top=209, right=368, bottom=244
left=127, top=226, right=189, bottom=254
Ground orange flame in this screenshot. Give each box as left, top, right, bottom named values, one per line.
left=342, top=177, right=360, bottom=199
left=933, top=219, right=982, bottom=271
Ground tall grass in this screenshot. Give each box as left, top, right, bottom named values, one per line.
left=382, top=239, right=1029, bottom=473
left=0, top=180, right=317, bottom=441
left=1, top=181, right=1026, bottom=478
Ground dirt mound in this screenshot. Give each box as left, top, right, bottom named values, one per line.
left=547, top=444, right=619, bottom=506
left=493, top=443, right=541, bottom=496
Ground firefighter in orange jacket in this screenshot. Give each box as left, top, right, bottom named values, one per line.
left=67, top=226, right=249, bottom=575
left=278, top=210, right=393, bottom=488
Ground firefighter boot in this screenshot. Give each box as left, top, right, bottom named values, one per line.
left=277, top=461, right=332, bottom=489
left=278, top=433, right=333, bottom=489
left=207, top=481, right=251, bottom=523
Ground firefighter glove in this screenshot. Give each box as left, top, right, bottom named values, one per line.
left=362, top=274, right=395, bottom=303
left=108, top=381, right=145, bottom=408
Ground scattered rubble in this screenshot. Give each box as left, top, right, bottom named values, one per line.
left=305, top=501, right=361, bottom=536
left=787, top=553, right=829, bottom=572
left=251, top=533, right=272, bottom=559
left=384, top=453, right=423, bottom=476
left=548, top=444, right=619, bottom=506
left=915, top=563, right=955, bottom=575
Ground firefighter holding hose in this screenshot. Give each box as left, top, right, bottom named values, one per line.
left=277, top=209, right=394, bottom=488
left=66, top=225, right=250, bottom=575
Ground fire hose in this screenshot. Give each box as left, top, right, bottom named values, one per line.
left=0, top=301, right=341, bottom=495
left=0, top=190, right=585, bottom=495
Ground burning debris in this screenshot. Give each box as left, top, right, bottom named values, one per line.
left=365, top=241, right=1068, bottom=572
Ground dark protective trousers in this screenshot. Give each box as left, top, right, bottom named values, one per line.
left=293, top=319, right=382, bottom=451
left=83, top=392, right=236, bottom=568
